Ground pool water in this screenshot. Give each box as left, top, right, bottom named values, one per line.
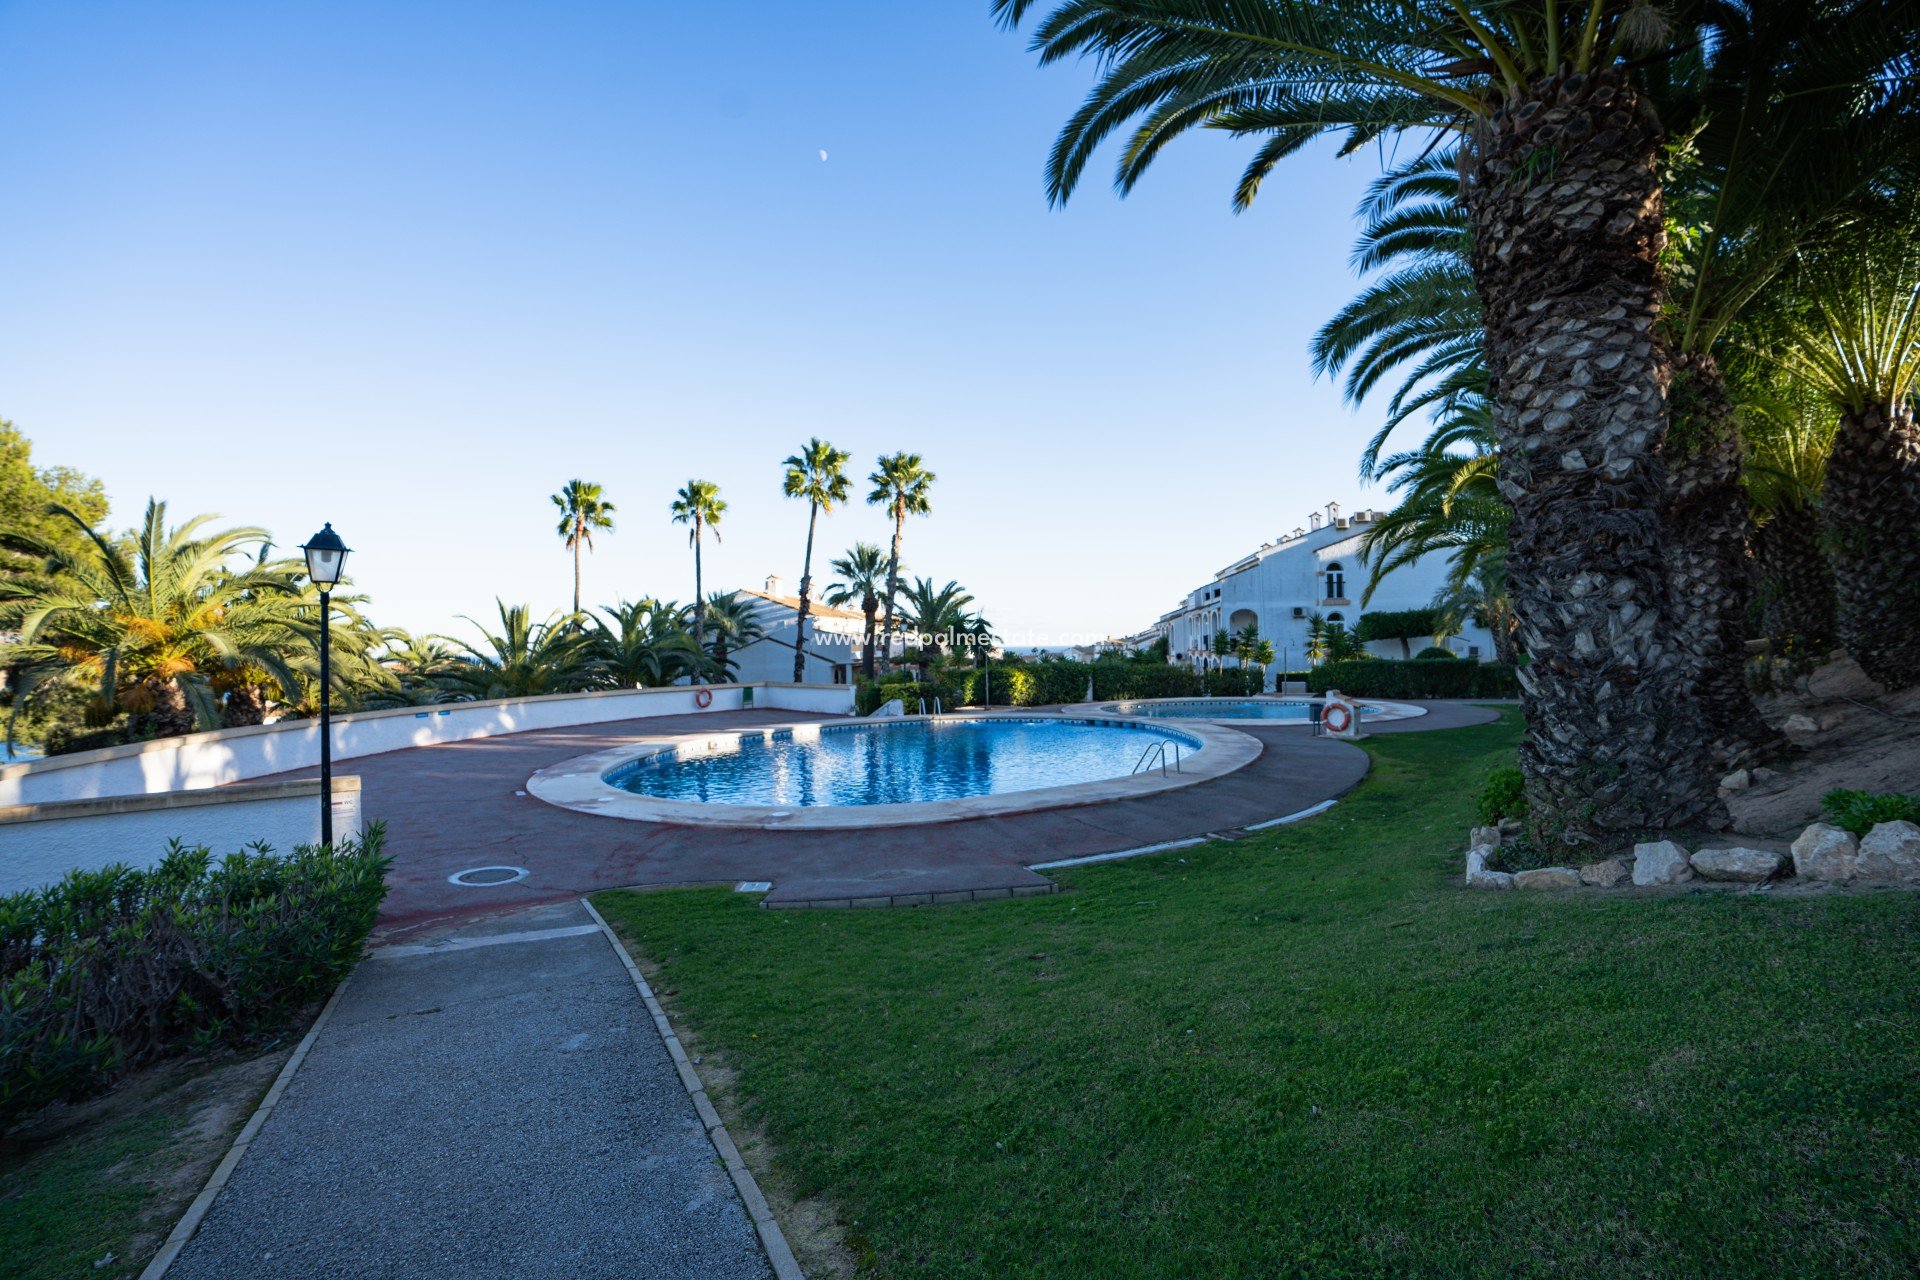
left=605, top=717, right=1201, bottom=807
left=1107, top=699, right=1332, bottom=721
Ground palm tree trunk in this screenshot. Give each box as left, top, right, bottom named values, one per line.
left=861, top=595, right=878, bottom=680
left=1753, top=500, right=1835, bottom=653
left=881, top=507, right=905, bottom=673
left=571, top=525, right=582, bottom=617
left=224, top=684, right=267, bottom=727
left=692, top=526, right=705, bottom=648
left=793, top=503, right=818, bottom=682
left=1465, top=68, right=1724, bottom=845
left=1666, top=352, right=1781, bottom=769
left=1824, top=401, right=1920, bottom=689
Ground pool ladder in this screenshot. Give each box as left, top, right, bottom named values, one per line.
left=916, top=696, right=944, bottom=717
left=1132, top=740, right=1183, bottom=776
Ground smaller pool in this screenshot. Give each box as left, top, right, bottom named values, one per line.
left=1103, top=698, right=1331, bottom=721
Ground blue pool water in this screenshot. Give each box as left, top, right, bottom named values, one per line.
left=606, top=717, right=1202, bottom=807
left=1108, top=699, right=1329, bottom=721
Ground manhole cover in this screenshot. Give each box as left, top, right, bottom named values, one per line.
left=447, top=866, right=529, bottom=887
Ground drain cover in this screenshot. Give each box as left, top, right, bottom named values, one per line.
left=447, top=865, right=529, bottom=887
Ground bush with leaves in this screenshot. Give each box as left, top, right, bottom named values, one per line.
left=0, top=826, right=390, bottom=1132
left=1307, top=658, right=1519, bottom=699
left=1819, top=789, right=1920, bottom=837
left=1477, top=767, right=1528, bottom=825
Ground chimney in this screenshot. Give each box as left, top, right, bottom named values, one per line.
left=764, top=573, right=787, bottom=597
left=1326, top=500, right=1341, bottom=522
left=1309, top=512, right=1323, bottom=531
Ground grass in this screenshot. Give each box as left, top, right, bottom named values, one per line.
left=596, top=710, right=1920, bottom=1279
left=0, top=1047, right=289, bottom=1280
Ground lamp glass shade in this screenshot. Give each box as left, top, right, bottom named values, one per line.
left=300, top=523, right=351, bottom=586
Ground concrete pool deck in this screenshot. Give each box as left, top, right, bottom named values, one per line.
left=236, top=700, right=1502, bottom=935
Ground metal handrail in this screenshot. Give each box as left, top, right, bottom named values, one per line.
left=1132, top=740, right=1183, bottom=776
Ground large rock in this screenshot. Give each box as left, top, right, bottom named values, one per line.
left=1782, top=713, right=1818, bottom=734
left=1467, top=866, right=1514, bottom=891
left=1514, top=867, right=1582, bottom=890
left=1632, top=841, right=1694, bottom=886
left=1691, top=846, right=1786, bottom=883
left=1790, top=823, right=1859, bottom=882
left=1579, top=857, right=1632, bottom=888
left=1856, top=821, right=1920, bottom=883
left=1469, top=826, right=1502, bottom=851
left=1720, top=768, right=1752, bottom=792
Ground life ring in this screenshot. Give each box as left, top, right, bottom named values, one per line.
left=1321, top=701, right=1351, bottom=734
left=694, top=686, right=714, bottom=709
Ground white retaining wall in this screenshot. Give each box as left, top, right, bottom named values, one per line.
left=0, top=778, right=363, bottom=897
left=0, top=682, right=854, bottom=807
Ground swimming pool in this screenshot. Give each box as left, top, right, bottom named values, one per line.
left=604, top=716, right=1203, bottom=807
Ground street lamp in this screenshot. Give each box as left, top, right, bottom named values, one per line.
left=300, top=523, right=351, bottom=847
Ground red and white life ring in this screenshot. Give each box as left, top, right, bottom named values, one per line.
left=694, top=686, right=714, bottom=709
left=1321, top=701, right=1351, bottom=734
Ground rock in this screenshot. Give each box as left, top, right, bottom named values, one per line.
left=1720, top=768, right=1752, bottom=791
left=1856, top=820, right=1920, bottom=883
left=1467, top=867, right=1514, bottom=891
left=1498, top=817, right=1524, bottom=837
left=1514, top=867, right=1582, bottom=890
left=1782, top=713, right=1818, bottom=734
left=1790, top=823, right=1858, bottom=882
left=1817, top=710, right=1847, bottom=731
left=1469, top=825, right=1502, bottom=851
left=1578, top=857, right=1632, bottom=887
left=1751, top=766, right=1779, bottom=784
left=1632, top=840, right=1694, bottom=886
left=1690, top=846, right=1786, bottom=883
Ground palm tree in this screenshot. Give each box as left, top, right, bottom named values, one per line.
left=588, top=599, right=707, bottom=689
left=451, top=601, right=596, bottom=700
left=1432, top=558, right=1520, bottom=668
left=1772, top=226, right=1920, bottom=688
left=897, top=577, right=976, bottom=661
left=867, top=453, right=935, bottom=669
left=669, top=480, right=726, bottom=647
left=551, top=480, right=616, bottom=616
left=361, top=632, right=471, bottom=709
left=700, top=590, right=766, bottom=679
left=993, top=0, right=1914, bottom=843
left=0, top=500, right=346, bottom=741
left=825, top=542, right=890, bottom=680
left=782, top=439, right=852, bottom=681
left=1742, top=385, right=1839, bottom=654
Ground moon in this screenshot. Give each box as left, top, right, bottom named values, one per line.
left=818, top=149, right=828, bottom=161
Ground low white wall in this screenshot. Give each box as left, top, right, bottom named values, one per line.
left=0, top=778, right=363, bottom=897
left=0, top=681, right=854, bottom=807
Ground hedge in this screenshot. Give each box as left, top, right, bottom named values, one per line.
left=1305, top=657, right=1520, bottom=699
left=856, top=661, right=1264, bottom=712
left=1353, top=609, right=1437, bottom=644
left=1, top=826, right=391, bottom=1132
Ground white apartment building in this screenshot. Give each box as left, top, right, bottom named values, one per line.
left=1147, top=501, right=1494, bottom=672
left=726, top=575, right=902, bottom=685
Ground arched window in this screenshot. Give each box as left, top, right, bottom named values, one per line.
left=1327, top=612, right=1345, bottom=624
left=1324, top=563, right=1346, bottom=601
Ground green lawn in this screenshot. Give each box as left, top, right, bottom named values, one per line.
left=595, top=710, right=1920, bottom=1280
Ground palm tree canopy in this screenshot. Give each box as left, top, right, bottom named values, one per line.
left=670, top=480, right=726, bottom=545
left=868, top=452, right=935, bottom=517
left=451, top=601, right=597, bottom=700
left=898, top=577, right=977, bottom=645
left=825, top=543, right=890, bottom=609
left=551, top=479, right=616, bottom=549
left=782, top=439, right=853, bottom=510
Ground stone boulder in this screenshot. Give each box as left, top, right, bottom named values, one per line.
left=1782, top=713, right=1818, bottom=734
left=1690, top=846, right=1786, bottom=883
left=1856, top=821, right=1920, bottom=884
left=1632, top=841, right=1694, bottom=886
left=1720, top=768, right=1752, bottom=792
left=1514, top=867, right=1582, bottom=890
left=1469, top=825, right=1502, bottom=851
left=1578, top=857, right=1632, bottom=888
left=1790, top=823, right=1858, bottom=882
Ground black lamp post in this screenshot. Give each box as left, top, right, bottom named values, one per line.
left=300, top=523, right=351, bottom=847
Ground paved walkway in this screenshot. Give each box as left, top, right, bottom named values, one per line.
left=166, top=901, right=775, bottom=1280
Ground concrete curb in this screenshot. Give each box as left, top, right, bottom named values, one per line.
left=139, top=971, right=358, bottom=1280
left=580, top=897, right=806, bottom=1280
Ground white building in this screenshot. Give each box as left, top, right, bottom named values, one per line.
left=726, top=575, right=899, bottom=685
left=1149, top=501, right=1494, bottom=674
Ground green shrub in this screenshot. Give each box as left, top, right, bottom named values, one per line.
left=1354, top=609, right=1438, bottom=647
left=1477, top=767, right=1527, bottom=825
left=0, top=826, right=391, bottom=1132
left=1413, top=647, right=1457, bottom=661
left=858, top=661, right=1264, bottom=711
left=1819, top=789, right=1920, bottom=836
left=1306, top=658, right=1520, bottom=699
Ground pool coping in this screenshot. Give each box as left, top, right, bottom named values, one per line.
left=1078, top=695, right=1428, bottom=726
left=524, top=712, right=1265, bottom=830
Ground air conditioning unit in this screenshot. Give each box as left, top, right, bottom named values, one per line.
left=1291, top=606, right=1307, bottom=619
left=1335, top=517, right=1350, bottom=529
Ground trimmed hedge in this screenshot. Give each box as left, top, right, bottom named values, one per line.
left=1, top=826, right=391, bottom=1131
left=1354, top=609, right=1437, bottom=644
left=856, top=661, right=1264, bottom=712
left=1305, top=658, right=1520, bottom=699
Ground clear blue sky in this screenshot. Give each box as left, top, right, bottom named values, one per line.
left=1, top=0, right=1412, bottom=646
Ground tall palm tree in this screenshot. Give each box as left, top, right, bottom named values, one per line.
left=897, top=577, right=976, bottom=660
left=867, top=453, right=935, bottom=669
left=551, top=480, right=616, bottom=616
left=781, top=439, right=852, bottom=681
left=451, top=601, right=596, bottom=700
left=669, top=480, right=726, bottom=647
left=993, top=0, right=1916, bottom=843
left=0, top=500, right=349, bottom=741
left=1773, top=226, right=1920, bottom=688
left=700, top=590, right=766, bottom=679
left=825, top=542, right=890, bottom=680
